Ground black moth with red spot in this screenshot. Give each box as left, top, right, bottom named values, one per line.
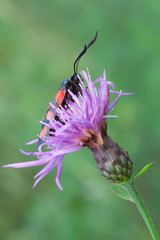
left=38, top=32, right=98, bottom=148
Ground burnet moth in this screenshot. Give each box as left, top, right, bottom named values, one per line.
left=38, top=32, right=98, bottom=147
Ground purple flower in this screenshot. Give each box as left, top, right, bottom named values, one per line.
left=3, top=69, right=132, bottom=190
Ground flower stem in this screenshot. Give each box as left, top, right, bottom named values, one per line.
left=125, top=181, right=160, bottom=240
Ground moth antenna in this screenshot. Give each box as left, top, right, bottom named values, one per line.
left=73, top=31, right=98, bottom=74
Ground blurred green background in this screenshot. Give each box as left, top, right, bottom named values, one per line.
left=0, top=0, right=160, bottom=239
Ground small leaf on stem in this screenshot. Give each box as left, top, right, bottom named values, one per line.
left=131, top=162, right=153, bottom=182
left=111, top=183, right=135, bottom=203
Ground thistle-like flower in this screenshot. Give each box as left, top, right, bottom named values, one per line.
left=3, top=69, right=133, bottom=190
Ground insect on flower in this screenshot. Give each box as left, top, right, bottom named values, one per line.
left=38, top=32, right=98, bottom=148
left=3, top=33, right=133, bottom=191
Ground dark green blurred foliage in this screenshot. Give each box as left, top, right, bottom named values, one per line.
left=0, top=0, right=160, bottom=239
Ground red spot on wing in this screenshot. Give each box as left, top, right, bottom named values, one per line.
left=40, top=126, right=48, bottom=139
left=46, top=111, right=54, bottom=119
left=39, top=89, right=66, bottom=144
left=55, top=89, right=66, bottom=105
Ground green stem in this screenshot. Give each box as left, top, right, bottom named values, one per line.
left=125, top=181, right=160, bottom=240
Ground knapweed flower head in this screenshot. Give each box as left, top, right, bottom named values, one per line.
left=3, top=69, right=133, bottom=190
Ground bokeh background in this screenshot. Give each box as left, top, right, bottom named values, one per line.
left=0, top=0, right=160, bottom=239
